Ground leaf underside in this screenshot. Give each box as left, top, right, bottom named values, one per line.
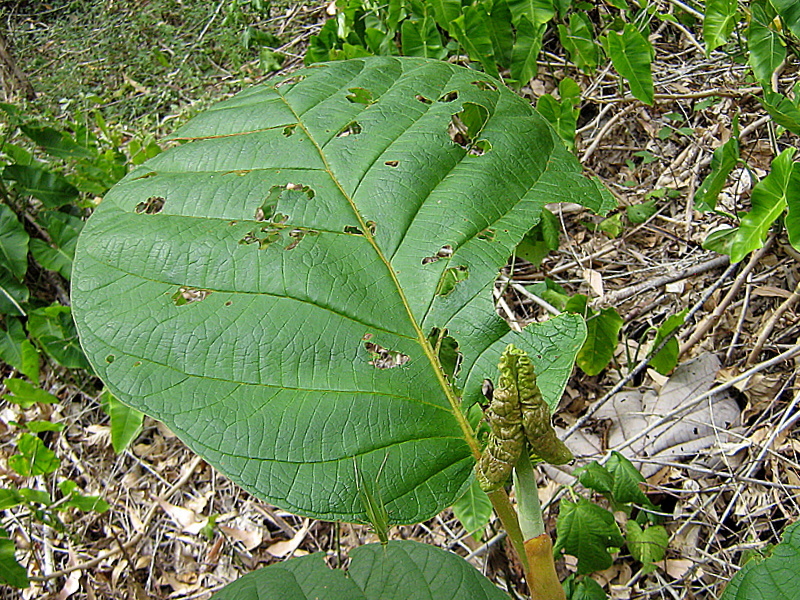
left=73, top=57, right=610, bottom=524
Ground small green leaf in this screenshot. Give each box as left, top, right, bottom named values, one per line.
left=760, top=89, right=800, bottom=136
left=731, top=148, right=799, bottom=263
left=576, top=461, right=614, bottom=494
left=566, top=295, right=623, bottom=376
left=451, top=476, right=492, bottom=540
left=720, top=521, right=800, bottom=600
left=401, top=17, right=445, bottom=58
left=24, top=420, right=64, bottom=433
left=695, top=133, right=740, bottom=212
left=563, top=575, right=607, bottom=600
left=3, top=378, right=59, bottom=408
left=516, top=207, right=560, bottom=265
left=771, top=0, right=800, bottom=37
left=605, top=24, right=654, bottom=104
left=28, top=211, right=84, bottom=281
left=101, top=389, right=144, bottom=453
left=26, top=305, right=91, bottom=370
left=555, top=497, right=625, bottom=575
left=0, top=270, right=29, bottom=316
left=747, top=4, right=786, bottom=87
left=626, top=199, right=658, bottom=224
left=0, top=318, right=39, bottom=383
left=429, top=0, right=462, bottom=31
left=606, top=451, right=651, bottom=507
left=0, top=489, right=24, bottom=511
left=648, top=310, right=687, bottom=375
left=10, top=433, right=60, bottom=476
left=0, top=527, right=29, bottom=589
left=558, top=13, right=598, bottom=72
left=450, top=7, right=499, bottom=78
left=506, top=0, right=554, bottom=26
left=19, top=125, right=94, bottom=161
left=2, top=165, right=80, bottom=208
left=510, top=15, right=545, bottom=87
left=704, top=0, right=738, bottom=53
left=58, top=480, right=110, bottom=513
left=626, top=521, right=668, bottom=573
left=0, top=204, right=29, bottom=281
left=536, top=94, right=578, bottom=152
left=703, top=226, right=737, bottom=255
left=598, top=213, right=624, bottom=238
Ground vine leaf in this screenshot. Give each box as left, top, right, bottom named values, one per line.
left=73, top=57, right=611, bottom=524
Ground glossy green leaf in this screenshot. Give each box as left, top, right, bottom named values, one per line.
left=485, top=0, right=514, bottom=69
left=558, top=13, right=598, bottom=73
left=2, top=378, right=58, bottom=409
left=506, top=0, right=554, bottom=26
left=771, top=0, right=800, bottom=37
left=101, top=389, right=144, bottom=453
left=704, top=0, right=738, bottom=53
left=510, top=15, right=545, bottom=87
left=211, top=540, right=509, bottom=600
left=626, top=521, right=668, bottom=574
left=760, top=89, right=800, bottom=136
left=731, top=148, right=799, bottom=263
left=566, top=295, right=622, bottom=376
left=606, top=24, right=654, bottom=105
left=451, top=7, right=500, bottom=78
left=0, top=204, right=29, bottom=281
left=694, top=132, right=740, bottom=212
left=429, top=0, right=461, bottom=31
left=73, top=58, right=612, bottom=525
left=555, top=497, right=624, bottom=575
left=401, top=17, right=445, bottom=58
left=577, top=461, right=614, bottom=494
left=0, top=270, right=28, bottom=317
left=536, top=91, right=578, bottom=152
left=747, top=4, right=786, bottom=87
left=0, top=527, right=28, bottom=589
left=3, top=165, right=79, bottom=208
left=451, top=476, right=492, bottom=540
left=27, top=305, right=90, bottom=370
left=606, top=451, right=651, bottom=506
left=10, top=433, right=60, bottom=476
left=29, top=212, right=84, bottom=281
left=720, top=521, right=800, bottom=600
left=19, top=125, right=94, bottom=161
left=648, top=309, right=687, bottom=375
left=0, top=318, right=39, bottom=383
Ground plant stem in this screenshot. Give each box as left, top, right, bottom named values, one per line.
left=487, top=487, right=531, bottom=581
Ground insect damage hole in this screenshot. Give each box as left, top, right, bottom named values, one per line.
left=427, top=327, right=462, bottom=379
left=275, top=74, right=305, bottom=88
left=449, top=102, right=491, bottom=155
left=421, top=244, right=453, bottom=265
left=384, top=160, right=399, bottom=167
left=346, top=87, right=374, bottom=105
left=337, top=121, right=362, bottom=138
left=135, top=196, right=165, bottom=214
left=435, top=266, right=469, bottom=296
left=438, top=91, right=458, bottom=102
left=283, top=124, right=297, bottom=137
left=415, top=94, right=433, bottom=104
left=365, top=341, right=410, bottom=369
left=172, top=287, right=212, bottom=306
left=471, top=80, right=498, bottom=92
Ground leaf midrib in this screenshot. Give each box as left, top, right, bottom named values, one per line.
left=276, top=67, right=481, bottom=460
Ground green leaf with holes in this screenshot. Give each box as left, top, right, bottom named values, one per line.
left=211, top=540, right=509, bottom=599
left=73, top=57, right=613, bottom=525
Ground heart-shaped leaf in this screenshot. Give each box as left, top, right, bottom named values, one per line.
left=73, top=57, right=612, bottom=524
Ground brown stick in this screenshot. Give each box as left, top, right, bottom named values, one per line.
left=746, top=279, right=800, bottom=365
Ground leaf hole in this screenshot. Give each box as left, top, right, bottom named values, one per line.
left=105, top=354, right=115, bottom=364
left=337, top=121, right=362, bottom=138
left=435, top=265, right=469, bottom=296
left=365, top=341, right=409, bottom=369
left=346, top=87, right=374, bottom=105
left=344, top=225, right=364, bottom=235
left=471, top=80, right=498, bottom=92
left=223, top=169, right=252, bottom=176
left=449, top=102, right=490, bottom=153
left=284, top=228, right=318, bottom=250
left=427, top=328, right=462, bottom=379
left=172, top=287, right=212, bottom=306
left=225, top=301, right=232, bottom=306
left=421, top=244, right=453, bottom=265
left=256, top=184, right=312, bottom=221
left=283, top=125, right=297, bottom=137
left=131, top=171, right=158, bottom=180
left=134, top=196, right=165, bottom=214
left=384, top=160, right=399, bottom=167
left=438, top=91, right=458, bottom=102
left=416, top=94, right=433, bottom=104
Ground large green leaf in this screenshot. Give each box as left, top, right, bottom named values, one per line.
left=720, top=520, right=800, bottom=600
left=73, top=58, right=613, bottom=524
left=450, top=7, right=500, bottom=78
left=747, top=3, right=786, bottom=87
left=771, top=0, right=800, bottom=37
left=605, top=24, right=654, bottom=105
left=731, top=147, right=799, bottom=263
left=704, top=0, right=738, bottom=53
left=211, top=540, right=509, bottom=599
left=0, top=203, right=29, bottom=280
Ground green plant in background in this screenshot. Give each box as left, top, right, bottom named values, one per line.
left=71, top=56, right=617, bottom=598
